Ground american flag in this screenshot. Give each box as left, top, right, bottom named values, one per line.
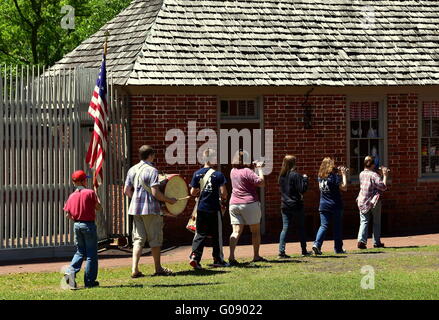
left=86, top=54, right=108, bottom=189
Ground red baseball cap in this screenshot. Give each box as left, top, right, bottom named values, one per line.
left=71, top=170, right=90, bottom=182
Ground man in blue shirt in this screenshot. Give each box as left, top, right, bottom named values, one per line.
left=189, top=148, right=228, bottom=269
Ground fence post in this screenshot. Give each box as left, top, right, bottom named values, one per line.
left=0, top=66, right=130, bottom=258
left=0, top=66, right=4, bottom=249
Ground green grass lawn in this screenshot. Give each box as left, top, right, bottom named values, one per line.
left=1, top=246, right=438, bottom=300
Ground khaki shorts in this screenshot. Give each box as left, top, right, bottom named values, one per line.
left=229, top=202, right=262, bottom=225
left=132, top=214, right=163, bottom=248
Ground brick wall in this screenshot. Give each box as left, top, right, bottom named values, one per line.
left=263, top=93, right=439, bottom=242
left=128, top=93, right=439, bottom=247
left=263, top=95, right=349, bottom=240
left=129, top=95, right=217, bottom=244
left=385, top=94, right=439, bottom=233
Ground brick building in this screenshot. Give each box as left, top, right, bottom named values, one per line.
left=54, top=0, right=439, bottom=244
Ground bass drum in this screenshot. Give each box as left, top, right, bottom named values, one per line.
left=159, top=174, right=189, bottom=216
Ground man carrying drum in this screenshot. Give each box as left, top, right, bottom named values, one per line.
left=189, top=148, right=229, bottom=269
left=124, top=145, right=177, bottom=278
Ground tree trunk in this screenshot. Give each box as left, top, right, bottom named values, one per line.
left=31, top=28, right=39, bottom=65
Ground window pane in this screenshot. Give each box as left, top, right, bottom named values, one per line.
left=421, top=138, right=429, bottom=156
left=230, top=100, right=237, bottom=116
left=370, top=102, right=379, bottom=120
left=432, top=119, right=439, bottom=137
left=431, top=138, right=439, bottom=173
left=425, top=102, right=439, bottom=118
left=431, top=138, right=439, bottom=156
left=350, top=139, right=359, bottom=157
left=370, top=140, right=380, bottom=167
left=423, top=103, right=432, bottom=118
left=360, top=120, right=369, bottom=138
left=220, top=100, right=258, bottom=119
left=421, top=138, right=430, bottom=174
left=368, top=120, right=379, bottom=138
left=432, top=158, right=439, bottom=173
left=351, top=121, right=360, bottom=138
left=247, top=100, right=256, bottom=116
left=350, top=103, right=361, bottom=121
left=360, top=102, right=370, bottom=120
left=238, top=101, right=246, bottom=116
left=421, top=157, right=429, bottom=174
left=422, top=119, right=431, bottom=137
left=220, top=101, right=228, bottom=116
left=360, top=140, right=369, bottom=157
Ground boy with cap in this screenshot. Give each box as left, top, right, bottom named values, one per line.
left=62, top=170, right=102, bottom=290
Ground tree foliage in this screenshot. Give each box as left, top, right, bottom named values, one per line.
left=0, top=0, right=132, bottom=66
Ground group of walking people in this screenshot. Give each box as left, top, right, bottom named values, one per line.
left=61, top=144, right=389, bottom=289
left=188, top=148, right=389, bottom=270
left=278, top=154, right=388, bottom=258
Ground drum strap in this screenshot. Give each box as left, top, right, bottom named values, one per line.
left=192, top=168, right=215, bottom=214
left=200, top=168, right=215, bottom=192
left=133, top=162, right=155, bottom=194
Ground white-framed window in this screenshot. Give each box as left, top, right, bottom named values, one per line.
left=220, top=99, right=259, bottom=120
left=420, top=101, right=439, bottom=176
left=348, top=100, right=386, bottom=177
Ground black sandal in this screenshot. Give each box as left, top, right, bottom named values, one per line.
left=152, top=267, right=175, bottom=277
left=131, top=272, right=145, bottom=279
left=252, top=256, right=268, bottom=262
left=228, top=259, right=239, bottom=266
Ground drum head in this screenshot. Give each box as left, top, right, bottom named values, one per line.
left=164, top=175, right=189, bottom=215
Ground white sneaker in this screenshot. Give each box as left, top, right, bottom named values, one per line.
left=62, top=272, right=77, bottom=290
left=312, top=245, right=322, bottom=255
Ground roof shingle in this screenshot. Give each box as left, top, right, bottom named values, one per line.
left=53, top=0, right=439, bottom=86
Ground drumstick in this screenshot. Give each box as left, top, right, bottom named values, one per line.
left=176, top=196, right=191, bottom=201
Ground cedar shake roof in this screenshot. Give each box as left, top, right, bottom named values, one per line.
left=53, top=0, right=163, bottom=84
left=53, top=0, right=439, bottom=86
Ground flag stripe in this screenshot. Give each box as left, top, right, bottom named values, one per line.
left=86, top=54, right=108, bottom=190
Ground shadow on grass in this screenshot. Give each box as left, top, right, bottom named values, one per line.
left=310, top=255, right=348, bottom=259
left=173, top=269, right=230, bottom=276
left=350, top=251, right=385, bottom=255
left=99, top=284, right=145, bottom=289
left=150, top=282, right=222, bottom=288
left=266, top=259, right=307, bottom=264
left=228, top=262, right=272, bottom=269
left=384, top=246, right=422, bottom=250
left=98, top=254, right=134, bottom=259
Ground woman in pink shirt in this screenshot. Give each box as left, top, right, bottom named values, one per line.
left=228, top=150, right=266, bottom=265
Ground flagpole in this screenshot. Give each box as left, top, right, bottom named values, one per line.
left=93, top=32, right=109, bottom=193
left=104, top=30, right=109, bottom=56
left=95, top=32, right=110, bottom=241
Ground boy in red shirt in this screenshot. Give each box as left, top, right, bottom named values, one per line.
left=62, top=170, right=102, bottom=290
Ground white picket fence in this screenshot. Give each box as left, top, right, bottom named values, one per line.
left=0, top=65, right=129, bottom=253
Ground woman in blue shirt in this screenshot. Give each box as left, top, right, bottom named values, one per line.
left=312, top=157, right=348, bottom=255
